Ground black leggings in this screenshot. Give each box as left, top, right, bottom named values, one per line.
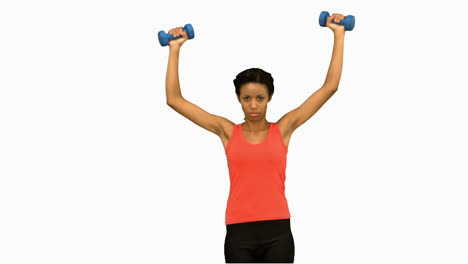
left=224, top=218, right=295, bottom=263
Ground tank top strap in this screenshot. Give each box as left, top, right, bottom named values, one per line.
left=233, top=123, right=241, bottom=138
left=270, top=122, right=288, bottom=152
left=270, top=122, right=280, bottom=137
left=224, top=123, right=241, bottom=154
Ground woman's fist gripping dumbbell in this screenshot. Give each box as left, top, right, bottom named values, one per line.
left=158, top=24, right=195, bottom=47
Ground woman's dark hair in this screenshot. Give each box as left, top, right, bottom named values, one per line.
left=233, top=68, right=274, bottom=99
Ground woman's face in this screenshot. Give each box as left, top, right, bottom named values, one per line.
left=238, top=82, right=271, bottom=121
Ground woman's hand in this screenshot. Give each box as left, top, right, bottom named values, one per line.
left=167, top=26, right=189, bottom=49
left=326, top=13, right=346, bottom=34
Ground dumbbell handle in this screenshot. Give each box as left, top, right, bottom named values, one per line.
left=158, top=24, right=195, bottom=47
left=319, top=11, right=355, bottom=31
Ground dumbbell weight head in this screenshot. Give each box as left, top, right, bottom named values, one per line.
left=319, top=11, right=355, bottom=31
left=158, top=23, right=195, bottom=47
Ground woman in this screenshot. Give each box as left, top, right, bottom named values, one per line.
left=165, top=13, right=347, bottom=263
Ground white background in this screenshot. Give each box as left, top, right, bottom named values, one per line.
left=1, top=0, right=467, bottom=263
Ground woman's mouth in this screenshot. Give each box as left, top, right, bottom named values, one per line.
left=250, top=113, right=259, bottom=117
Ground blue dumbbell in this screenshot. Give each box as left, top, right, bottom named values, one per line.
left=158, top=24, right=195, bottom=47
left=319, top=11, right=355, bottom=31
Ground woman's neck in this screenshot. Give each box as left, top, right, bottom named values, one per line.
left=241, top=120, right=270, bottom=132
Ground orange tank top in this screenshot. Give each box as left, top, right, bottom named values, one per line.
left=224, top=122, right=291, bottom=225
